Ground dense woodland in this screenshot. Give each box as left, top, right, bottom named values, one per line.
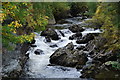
left=1, top=2, right=120, bottom=79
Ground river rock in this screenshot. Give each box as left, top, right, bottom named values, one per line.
left=50, top=44, right=58, bottom=48
left=76, top=46, right=85, bottom=50
left=85, top=36, right=107, bottom=52
left=57, top=19, right=72, bottom=24
left=41, top=28, right=60, bottom=40
left=34, top=49, right=44, bottom=55
left=69, top=32, right=82, bottom=40
left=65, top=42, right=74, bottom=50
left=93, top=50, right=118, bottom=63
left=59, top=31, right=65, bottom=37
left=45, top=36, right=51, bottom=42
left=80, top=63, right=100, bottom=78
left=76, top=33, right=95, bottom=44
left=30, top=44, right=37, bottom=47
left=49, top=42, right=88, bottom=67
left=69, top=25, right=85, bottom=33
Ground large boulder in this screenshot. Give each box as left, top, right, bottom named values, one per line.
left=76, top=33, right=95, bottom=44
left=85, top=36, right=107, bottom=52
left=41, top=28, right=60, bottom=40
left=69, top=25, right=85, bottom=33
left=49, top=42, right=88, bottom=67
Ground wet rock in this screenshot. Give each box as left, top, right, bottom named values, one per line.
left=80, top=63, right=100, bottom=78
left=93, top=50, right=118, bottom=63
left=25, top=53, right=29, bottom=59
left=76, top=46, right=85, bottom=50
left=34, top=49, right=44, bottom=55
left=45, top=36, right=51, bottom=42
left=47, top=64, right=57, bottom=66
left=76, top=65, right=84, bottom=69
left=69, top=35, right=76, bottom=40
left=50, top=44, right=58, bottom=48
left=49, top=42, right=88, bottom=67
left=30, top=44, right=37, bottom=47
left=75, top=32, right=82, bottom=37
left=65, top=42, right=74, bottom=50
left=76, top=33, right=94, bottom=44
left=69, top=25, right=85, bottom=33
left=59, top=31, right=65, bottom=37
left=84, top=36, right=108, bottom=55
left=41, top=28, right=60, bottom=40
left=57, top=19, right=72, bottom=24
left=85, top=37, right=107, bottom=56
left=69, top=32, right=82, bottom=40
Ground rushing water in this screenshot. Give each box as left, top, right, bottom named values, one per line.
left=22, top=17, right=101, bottom=78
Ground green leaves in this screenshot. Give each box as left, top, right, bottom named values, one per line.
left=105, top=61, right=120, bottom=70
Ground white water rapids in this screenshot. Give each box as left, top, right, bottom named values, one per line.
left=23, top=17, right=101, bottom=78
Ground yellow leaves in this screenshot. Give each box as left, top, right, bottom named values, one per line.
left=8, top=21, right=22, bottom=28
left=19, top=33, right=35, bottom=43
left=13, top=30, right=16, bottom=34
left=2, top=32, right=8, bottom=36
left=95, top=6, right=102, bottom=15
left=0, top=13, right=6, bottom=22
left=45, top=16, right=49, bottom=19
left=87, top=3, right=120, bottom=51
left=11, top=6, right=17, bottom=10
left=22, top=2, right=28, bottom=6
left=8, top=24, right=12, bottom=27
left=10, top=28, right=16, bottom=33
left=14, top=21, right=22, bottom=28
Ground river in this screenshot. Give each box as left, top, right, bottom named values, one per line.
left=22, top=17, right=101, bottom=78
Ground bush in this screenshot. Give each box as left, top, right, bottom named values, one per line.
left=85, top=2, right=98, bottom=17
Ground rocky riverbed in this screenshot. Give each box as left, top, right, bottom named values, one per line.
left=2, top=16, right=120, bottom=79
left=20, top=17, right=102, bottom=78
